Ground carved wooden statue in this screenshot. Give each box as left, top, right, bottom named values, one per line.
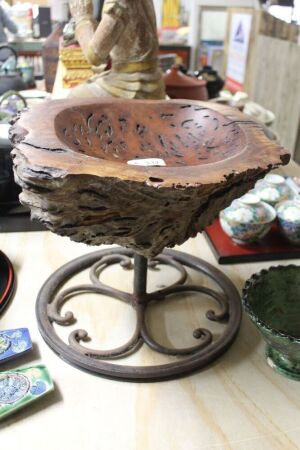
left=68, top=0, right=165, bottom=99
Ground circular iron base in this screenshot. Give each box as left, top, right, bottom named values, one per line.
left=36, top=247, right=242, bottom=382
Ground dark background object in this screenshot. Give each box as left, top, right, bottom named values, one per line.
left=0, top=126, right=45, bottom=232
left=0, top=134, right=20, bottom=205
left=159, top=45, right=191, bottom=69
left=0, top=45, right=27, bottom=95
left=260, top=0, right=294, bottom=5
left=38, top=7, right=52, bottom=38
left=195, top=65, right=224, bottom=99
left=93, top=0, right=105, bottom=21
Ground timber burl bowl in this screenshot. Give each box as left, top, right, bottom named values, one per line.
left=10, top=98, right=290, bottom=257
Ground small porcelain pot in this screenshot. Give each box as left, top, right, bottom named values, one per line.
left=243, top=265, right=300, bottom=380
left=254, top=174, right=294, bottom=206
left=220, top=193, right=276, bottom=244
left=276, top=195, right=300, bottom=244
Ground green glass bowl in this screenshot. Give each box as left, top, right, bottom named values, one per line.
left=242, top=265, right=300, bottom=380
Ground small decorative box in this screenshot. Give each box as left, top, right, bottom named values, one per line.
left=0, top=328, right=32, bottom=363
left=0, top=365, right=54, bottom=420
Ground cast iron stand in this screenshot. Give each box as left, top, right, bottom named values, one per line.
left=36, top=247, right=241, bottom=382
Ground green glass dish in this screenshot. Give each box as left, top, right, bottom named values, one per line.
left=242, top=265, right=300, bottom=380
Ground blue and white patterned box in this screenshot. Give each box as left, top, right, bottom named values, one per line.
left=0, top=329, right=32, bottom=363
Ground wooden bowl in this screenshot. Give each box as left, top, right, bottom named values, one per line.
left=10, top=98, right=289, bottom=256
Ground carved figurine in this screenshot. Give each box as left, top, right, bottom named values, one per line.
left=68, top=0, right=165, bottom=99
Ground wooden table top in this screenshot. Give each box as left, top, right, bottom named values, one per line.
left=0, top=162, right=299, bottom=449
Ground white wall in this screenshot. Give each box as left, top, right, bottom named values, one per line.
left=153, top=0, right=260, bottom=69
left=201, top=10, right=228, bottom=41
left=50, top=0, right=69, bottom=22
left=153, top=0, right=162, bottom=28
left=188, top=0, right=259, bottom=69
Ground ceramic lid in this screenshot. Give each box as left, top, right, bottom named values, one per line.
left=254, top=174, right=293, bottom=205
left=264, top=174, right=285, bottom=185
left=238, top=193, right=260, bottom=205
left=277, top=195, right=300, bottom=222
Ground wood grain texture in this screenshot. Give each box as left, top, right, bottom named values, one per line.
left=11, top=98, right=290, bottom=257
left=249, top=35, right=300, bottom=158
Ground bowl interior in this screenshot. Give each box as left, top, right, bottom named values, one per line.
left=54, top=102, right=246, bottom=167
left=245, top=266, right=300, bottom=338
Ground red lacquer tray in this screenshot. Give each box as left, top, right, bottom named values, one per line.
left=0, top=250, right=15, bottom=315
left=204, top=219, right=300, bottom=264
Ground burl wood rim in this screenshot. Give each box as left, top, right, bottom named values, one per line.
left=11, top=98, right=289, bottom=188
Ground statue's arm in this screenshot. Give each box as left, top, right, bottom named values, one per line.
left=70, top=0, right=127, bottom=66
left=69, top=0, right=97, bottom=62
left=88, top=9, right=126, bottom=66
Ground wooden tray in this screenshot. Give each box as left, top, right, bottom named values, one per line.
left=204, top=219, right=300, bottom=264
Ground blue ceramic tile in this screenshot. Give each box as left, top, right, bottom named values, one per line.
left=0, top=329, right=32, bottom=363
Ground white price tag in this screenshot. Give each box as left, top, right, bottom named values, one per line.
left=127, top=158, right=166, bottom=167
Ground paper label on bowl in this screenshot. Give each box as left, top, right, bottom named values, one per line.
left=127, top=158, right=166, bottom=167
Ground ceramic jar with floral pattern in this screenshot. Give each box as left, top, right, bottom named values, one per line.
left=220, top=193, right=276, bottom=244
left=254, top=174, right=294, bottom=206
left=276, top=195, right=300, bottom=244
